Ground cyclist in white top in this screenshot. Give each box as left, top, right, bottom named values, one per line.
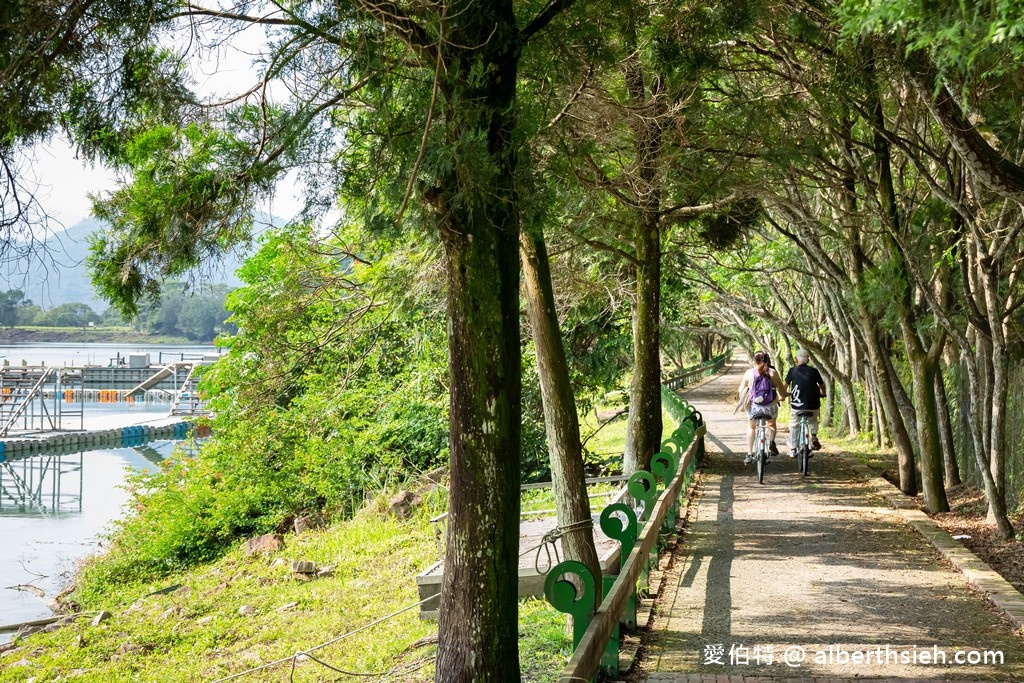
left=737, top=350, right=787, bottom=464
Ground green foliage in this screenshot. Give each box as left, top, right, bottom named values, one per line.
left=0, top=288, right=28, bottom=327
left=84, top=224, right=451, bottom=584
left=137, top=284, right=236, bottom=341
left=89, top=123, right=275, bottom=318
left=30, top=301, right=101, bottom=327
left=698, top=198, right=764, bottom=250
left=837, top=0, right=1024, bottom=79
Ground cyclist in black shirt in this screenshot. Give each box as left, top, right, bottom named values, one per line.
left=785, top=348, right=826, bottom=457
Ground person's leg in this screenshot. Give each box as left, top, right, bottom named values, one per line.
left=788, top=410, right=799, bottom=453
left=746, top=419, right=756, bottom=462
left=766, top=418, right=778, bottom=456
left=810, top=410, right=821, bottom=449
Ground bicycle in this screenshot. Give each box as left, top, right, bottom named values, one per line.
left=792, top=410, right=814, bottom=476
left=754, top=417, right=770, bottom=484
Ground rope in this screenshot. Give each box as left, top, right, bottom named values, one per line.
left=209, top=594, right=439, bottom=683
left=519, top=518, right=595, bottom=575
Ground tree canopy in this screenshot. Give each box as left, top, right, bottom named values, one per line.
left=5, top=0, right=1024, bottom=679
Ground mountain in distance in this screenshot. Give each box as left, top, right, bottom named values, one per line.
left=1, top=218, right=251, bottom=311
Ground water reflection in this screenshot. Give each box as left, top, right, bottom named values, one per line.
left=1, top=452, right=84, bottom=516
left=0, top=442, right=177, bottom=637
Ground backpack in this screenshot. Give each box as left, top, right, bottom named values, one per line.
left=751, top=371, right=776, bottom=406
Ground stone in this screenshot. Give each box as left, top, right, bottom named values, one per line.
left=422, top=467, right=448, bottom=484
left=387, top=490, right=422, bottom=519
left=91, top=611, right=111, bottom=627
left=293, top=513, right=325, bottom=534
left=270, top=558, right=289, bottom=569
left=291, top=560, right=316, bottom=575
left=196, top=615, right=215, bottom=625
left=276, top=601, right=299, bottom=612
left=244, top=533, right=284, bottom=557
left=316, top=565, right=334, bottom=578
left=238, top=605, right=256, bottom=616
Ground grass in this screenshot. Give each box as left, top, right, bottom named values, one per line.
left=821, top=425, right=901, bottom=484
left=2, top=501, right=443, bottom=682
left=1, top=401, right=688, bottom=682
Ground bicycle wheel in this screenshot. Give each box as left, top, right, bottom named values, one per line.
left=757, top=447, right=766, bottom=484
left=800, top=446, right=810, bottom=476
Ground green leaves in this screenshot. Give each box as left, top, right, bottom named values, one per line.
left=88, top=123, right=275, bottom=317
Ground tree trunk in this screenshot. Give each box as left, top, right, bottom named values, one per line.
left=935, top=366, right=961, bottom=487
left=435, top=6, right=522, bottom=679
left=982, top=266, right=1013, bottom=535
left=855, top=307, right=917, bottom=494
left=868, top=86, right=945, bottom=508
left=520, top=224, right=603, bottom=592
left=620, top=7, right=665, bottom=475
left=906, top=354, right=949, bottom=511
left=624, top=219, right=663, bottom=474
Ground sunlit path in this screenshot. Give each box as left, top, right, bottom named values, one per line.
left=639, top=354, right=1024, bottom=680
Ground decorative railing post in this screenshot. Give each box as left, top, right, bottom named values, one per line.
left=600, top=503, right=638, bottom=632
left=627, top=470, right=659, bottom=593
left=545, top=560, right=619, bottom=681
left=651, top=449, right=679, bottom=533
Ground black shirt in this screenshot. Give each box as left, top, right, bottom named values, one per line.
left=785, top=365, right=825, bottom=410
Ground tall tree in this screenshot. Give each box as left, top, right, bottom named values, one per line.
left=25, top=1, right=590, bottom=679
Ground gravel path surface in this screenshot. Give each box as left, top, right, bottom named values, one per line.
left=640, top=355, right=1024, bottom=681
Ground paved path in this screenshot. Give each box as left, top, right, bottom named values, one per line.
left=640, top=355, right=1024, bottom=681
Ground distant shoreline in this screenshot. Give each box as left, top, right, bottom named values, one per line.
left=0, top=328, right=198, bottom=344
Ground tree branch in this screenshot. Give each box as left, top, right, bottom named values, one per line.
left=521, top=0, right=579, bottom=43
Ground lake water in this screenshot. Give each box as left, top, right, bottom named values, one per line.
left=0, top=342, right=220, bottom=368
left=0, top=343, right=211, bottom=638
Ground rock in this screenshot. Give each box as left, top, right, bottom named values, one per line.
left=244, top=533, right=284, bottom=557
left=316, top=565, right=334, bottom=578
left=291, top=560, right=316, bottom=575
left=196, top=615, right=215, bottom=625
left=270, top=558, right=289, bottom=569
left=91, top=611, right=111, bottom=626
left=293, top=513, right=325, bottom=534
left=160, top=607, right=180, bottom=620
left=238, top=605, right=256, bottom=616
left=422, top=467, right=447, bottom=484
left=15, top=625, right=43, bottom=639
left=387, top=490, right=422, bottom=519
left=276, top=602, right=299, bottom=612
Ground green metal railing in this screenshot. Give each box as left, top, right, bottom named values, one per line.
left=662, top=350, right=731, bottom=391
left=543, top=390, right=705, bottom=682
